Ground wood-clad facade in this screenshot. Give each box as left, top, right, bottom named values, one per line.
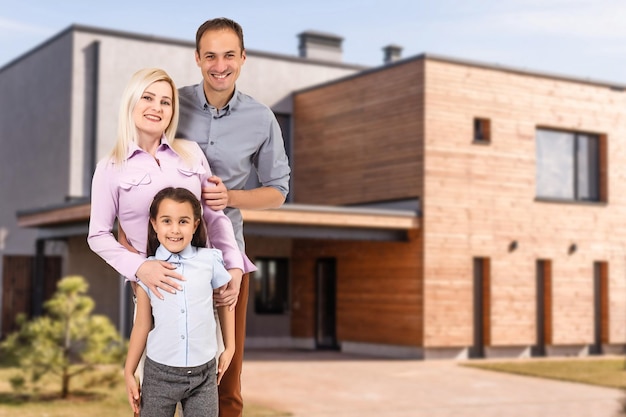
left=293, top=55, right=626, bottom=358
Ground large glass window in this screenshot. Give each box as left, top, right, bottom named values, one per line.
left=253, top=258, right=289, bottom=314
left=536, top=129, right=600, bottom=201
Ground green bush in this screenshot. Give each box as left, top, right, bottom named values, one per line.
left=0, top=276, right=124, bottom=399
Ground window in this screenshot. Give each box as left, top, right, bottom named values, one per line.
left=274, top=113, right=292, bottom=203
left=473, top=118, right=491, bottom=143
left=536, top=128, right=602, bottom=202
left=534, top=259, right=552, bottom=356
left=471, top=257, right=490, bottom=358
left=592, top=261, right=609, bottom=354
left=274, top=113, right=291, bottom=159
left=253, top=258, right=289, bottom=314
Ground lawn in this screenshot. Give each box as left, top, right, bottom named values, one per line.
left=462, top=356, right=626, bottom=389
left=0, top=366, right=290, bottom=417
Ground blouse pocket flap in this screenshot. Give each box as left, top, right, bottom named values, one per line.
left=177, top=164, right=207, bottom=177
left=119, top=173, right=152, bottom=190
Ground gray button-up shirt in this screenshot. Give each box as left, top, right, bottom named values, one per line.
left=177, top=84, right=291, bottom=250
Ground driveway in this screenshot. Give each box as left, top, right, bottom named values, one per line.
left=241, top=349, right=623, bottom=417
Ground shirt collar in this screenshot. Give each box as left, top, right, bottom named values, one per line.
left=194, top=82, right=240, bottom=117
left=154, top=244, right=198, bottom=262
left=125, top=134, right=173, bottom=160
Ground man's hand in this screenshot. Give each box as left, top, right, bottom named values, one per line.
left=202, top=175, right=229, bottom=211
left=214, top=269, right=243, bottom=311
left=136, top=260, right=185, bottom=300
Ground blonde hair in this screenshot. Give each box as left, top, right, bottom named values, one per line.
left=110, top=68, right=191, bottom=165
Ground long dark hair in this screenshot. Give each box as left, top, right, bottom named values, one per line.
left=147, top=187, right=207, bottom=256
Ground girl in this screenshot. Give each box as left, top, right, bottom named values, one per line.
left=125, top=187, right=234, bottom=417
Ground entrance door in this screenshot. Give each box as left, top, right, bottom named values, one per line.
left=315, top=258, right=337, bottom=349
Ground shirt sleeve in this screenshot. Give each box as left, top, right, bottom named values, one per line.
left=254, top=112, right=291, bottom=196
left=87, top=160, right=146, bottom=280
left=195, top=144, right=245, bottom=272
left=209, top=249, right=232, bottom=289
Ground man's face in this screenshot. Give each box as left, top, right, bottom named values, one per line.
left=195, top=29, right=246, bottom=97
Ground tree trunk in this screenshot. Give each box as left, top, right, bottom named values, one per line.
left=61, top=367, right=70, bottom=399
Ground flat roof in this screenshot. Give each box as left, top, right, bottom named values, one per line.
left=17, top=202, right=419, bottom=242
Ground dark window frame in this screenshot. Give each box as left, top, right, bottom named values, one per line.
left=535, top=128, right=604, bottom=203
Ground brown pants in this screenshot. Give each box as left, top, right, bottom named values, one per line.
left=218, top=273, right=249, bottom=417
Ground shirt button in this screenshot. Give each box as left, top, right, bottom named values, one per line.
left=210, top=141, right=214, bottom=145
left=181, top=335, right=185, bottom=340
left=181, top=309, right=185, bottom=313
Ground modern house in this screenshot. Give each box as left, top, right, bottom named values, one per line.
left=290, top=54, right=626, bottom=358
left=2, top=23, right=625, bottom=359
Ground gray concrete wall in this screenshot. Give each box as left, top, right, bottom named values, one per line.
left=0, top=32, right=73, bottom=255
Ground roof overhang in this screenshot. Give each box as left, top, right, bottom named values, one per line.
left=17, top=202, right=419, bottom=242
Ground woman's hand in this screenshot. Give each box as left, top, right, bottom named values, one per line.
left=136, top=260, right=185, bottom=300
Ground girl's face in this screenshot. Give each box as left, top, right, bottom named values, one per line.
left=132, top=80, right=173, bottom=142
left=150, top=198, right=200, bottom=253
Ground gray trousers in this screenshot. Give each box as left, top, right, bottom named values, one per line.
left=140, top=356, right=218, bottom=417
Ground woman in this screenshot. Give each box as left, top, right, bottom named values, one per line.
left=88, top=68, right=253, bottom=300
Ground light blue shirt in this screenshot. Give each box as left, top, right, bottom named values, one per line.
left=177, top=84, right=291, bottom=251
left=138, top=244, right=231, bottom=367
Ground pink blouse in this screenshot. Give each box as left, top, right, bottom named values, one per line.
left=87, top=136, right=253, bottom=281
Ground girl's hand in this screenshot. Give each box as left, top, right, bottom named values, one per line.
left=125, top=372, right=141, bottom=414
left=217, top=346, right=235, bottom=385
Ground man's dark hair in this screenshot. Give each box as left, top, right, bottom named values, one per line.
left=195, top=17, right=245, bottom=53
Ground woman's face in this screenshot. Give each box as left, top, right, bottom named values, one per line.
left=132, top=80, right=173, bottom=140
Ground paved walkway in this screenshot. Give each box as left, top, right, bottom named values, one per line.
left=242, top=350, right=624, bottom=417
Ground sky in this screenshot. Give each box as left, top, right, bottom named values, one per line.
left=1, top=0, right=625, bottom=84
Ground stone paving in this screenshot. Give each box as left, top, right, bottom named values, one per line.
left=242, top=349, right=624, bottom=417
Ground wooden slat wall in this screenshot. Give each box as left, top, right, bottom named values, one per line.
left=1, top=255, right=61, bottom=338
left=291, top=55, right=626, bottom=351
left=422, top=59, right=626, bottom=347
left=1, top=256, right=32, bottom=338
left=293, top=60, right=425, bottom=205
left=290, top=232, right=423, bottom=346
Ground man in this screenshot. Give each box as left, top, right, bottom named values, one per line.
left=177, top=17, right=291, bottom=417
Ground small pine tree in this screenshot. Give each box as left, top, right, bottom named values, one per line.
left=1, top=275, right=124, bottom=399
